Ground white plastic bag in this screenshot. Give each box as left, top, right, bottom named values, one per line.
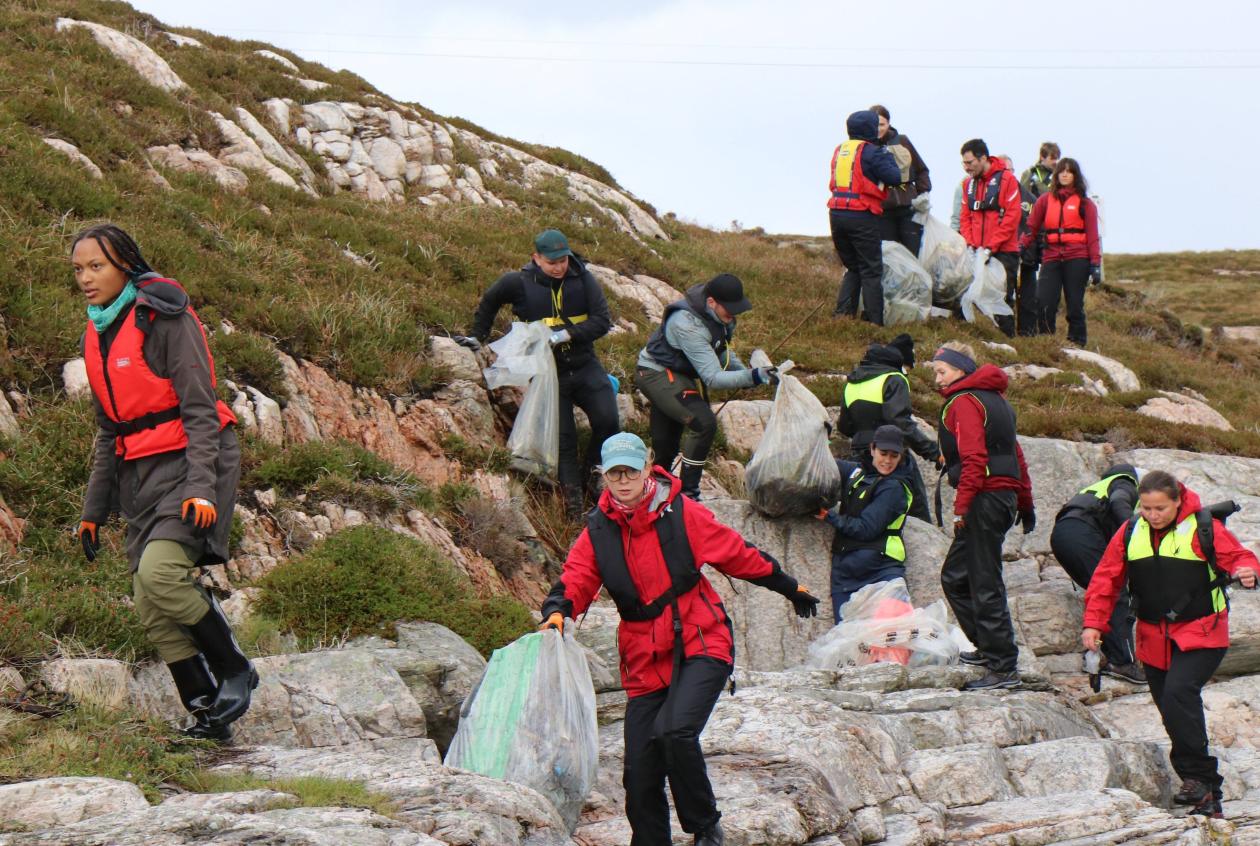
left=745, top=370, right=840, bottom=518
left=445, top=629, right=598, bottom=832
left=959, top=249, right=1013, bottom=326
left=880, top=241, right=934, bottom=325
left=918, top=214, right=972, bottom=307
left=482, top=321, right=559, bottom=478
left=805, top=578, right=962, bottom=669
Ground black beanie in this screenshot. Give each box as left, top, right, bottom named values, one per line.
left=889, top=333, right=915, bottom=368
left=861, top=343, right=905, bottom=369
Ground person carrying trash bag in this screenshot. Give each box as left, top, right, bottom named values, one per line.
left=456, top=229, right=619, bottom=516
left=958, top=139, right=1023, bottom=337
left=74, top=223, right=255, bottom=742
left=635, top=273, right=776, bottom=501
left=836, top=334, right=939, bottom=522
left=1051, top=464, right=1145, bottom=685
left=541, top=432, right=820, bottom=846
left=1082, top=470, right=1259, bottom=820
left=931, top=342, right=1035, bottom=691
left=816, top=425, right=914, bottom=624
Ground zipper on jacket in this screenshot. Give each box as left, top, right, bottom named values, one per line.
left=696, top=625, right=708, bottom=655
left=700, top=592, right=723, bottom=624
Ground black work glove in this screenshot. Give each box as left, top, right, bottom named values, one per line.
left=952, top=515, right=966, bottom=537
left=789, top=586, right=820, bottom=619
left=452, top=335, right=482, bottom=352
left=79, top=520, right=99, bottom=562
left=1089, top=265, right=1103, bottom=286
left=1019, top=508, right=1036, bottom=535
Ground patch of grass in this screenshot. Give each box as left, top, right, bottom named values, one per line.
left=440, top=433, right=512, bottom=475
left=178, top=772, right=397, bottom=815
left=448, top=496, right=527, bottom=579
left=253, top=525, right=533, bottom=656
left=212, top=329, right=289, bottom=400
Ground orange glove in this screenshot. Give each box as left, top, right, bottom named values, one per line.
left=181, top=498, right=217, bottom=538
left=815, top=508, right=829, bottom=521
left=79, top=521, right=99, bottom=562
left=538, top=612, right=564, bottom=634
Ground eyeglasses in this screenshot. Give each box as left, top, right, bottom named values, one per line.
left=603, top=467, right=643, bottom=482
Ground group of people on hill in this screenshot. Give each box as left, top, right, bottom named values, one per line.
left=829, top=107, right=1102, bottom=344
left=70, top=204, right=1250, bottom=846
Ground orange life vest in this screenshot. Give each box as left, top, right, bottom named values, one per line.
left=1045, top=193, right=1087, bottom=245
left=84, top=280, right=236, bottom=459
left=827, top=140, right=887, bottom=215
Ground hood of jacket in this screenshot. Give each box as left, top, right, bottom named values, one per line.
left=598, top=467, right=682, bottom=532
left=1102, top=463, right=1138, bottom=482
left=982, top=155, right=1010, bottom=183
left=134, top=273, right=189, bottom=317
left=1172, top=483, right=1203, bottom=523
left=940, top=362, right=1010, bottom=397
left=846, top=110, right=880, bottom=143
left=521, top=253, right=588, bottom=289
left=848, top=360, right=903, bottom=384
left=680, top=283, right=733, bottom=332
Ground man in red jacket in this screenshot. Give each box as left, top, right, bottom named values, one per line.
left=1083, top=471, right=1258, bottom=819
left=541, top=432, right=818, bottom=846
left=931, top=343, right=1035, bottom=690
left=959, top=139, right=1023, bottom=337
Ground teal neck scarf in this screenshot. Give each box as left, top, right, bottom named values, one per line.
left=87, top=281, right=138, bottom=333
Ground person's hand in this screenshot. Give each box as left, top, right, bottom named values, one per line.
left=452, top=335, right=482, bottom=352
left=79, top=521, right=99, bottom=562
left=539, top=612, right=565, bottom=633
left=979, top=247, right=992, bottom=263
left=1237, top=567, right=1258, bottom=589
left=181, top=498, right=217, bottom=538
left=910, top=194, right=931, bottom=214
left=952, top=515, right=966, bottom=537
left=1081, top=627, right=1102, bottom=651
left=789, top=586, right=820, bottom=619
left=1089, top=265, right=1103, bottom=286
left=1019, top=508, right=1036, bottom=535
left=549, top=330, right=571, bottom=347
left=752, top=366, right=779, bottom=386
left=815, top=507, right=831, bottom=522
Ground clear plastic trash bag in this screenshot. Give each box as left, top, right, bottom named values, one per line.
left=880, top=241, right=934, bottom=325
left=959, top=249, right=1013, bottom=325
left=483, top=321, right=559, bottom=478
left=804, top=578, right=962, bottom=669
left=444, top=629, right=598, bottom=832
left=745, top=366, right=841, bottom=518
left=918, top=214, right=972, bottom=307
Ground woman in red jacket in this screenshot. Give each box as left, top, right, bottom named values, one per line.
left=1021, top=157, right=1101, bottom=346
left=541, top=432, right=818, bottom=846
left=1083, top=470, right=1257, bottom=819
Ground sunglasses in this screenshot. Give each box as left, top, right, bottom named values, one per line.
left=603, top=467, right=643, bottom=482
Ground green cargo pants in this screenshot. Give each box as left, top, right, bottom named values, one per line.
left=132, top=540, right=211, bottom=663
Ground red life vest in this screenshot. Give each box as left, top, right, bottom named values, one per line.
left=1045, top=193, right=1087, bottom=245
left=83, top=280, right=236, bottom=460
left=827, top=140, right=887, bottom=215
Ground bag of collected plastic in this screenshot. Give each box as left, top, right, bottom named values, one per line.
left=880, top=241, right=934, bottom=325
left=745, top=362, right=841, bottom=518
left=918, top=214, right=972, bottom=307
left=482, top=321, right=559, bottom=478
left=444, top=629, right=598, bottom=832
left=804, top=578, right=962, bottom=669
left=959, top=249, right=1013, bottom=326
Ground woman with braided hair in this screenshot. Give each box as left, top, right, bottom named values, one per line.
left=73, top=223, right=255, bottom=742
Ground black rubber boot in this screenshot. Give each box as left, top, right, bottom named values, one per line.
left=694, top=821, right=725, bottom=846
left=562, top=485, right=585, bottom=520
left=680, top=462, right=704, bottom=501
left=185, top=595, right=258, bottom=728
left=166, top=655, right=232, bottom=742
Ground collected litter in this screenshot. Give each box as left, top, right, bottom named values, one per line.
left=483, top=321, right=559, bottom=478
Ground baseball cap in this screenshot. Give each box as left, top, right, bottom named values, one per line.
left=704, top=273, right=752, bottom=315
left=872, top=425, right=905, bottom=453
left=533, top=229, right=574, bottom=260
left=600, top=432, right=648, bottom=472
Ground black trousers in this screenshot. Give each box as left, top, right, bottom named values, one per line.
left=1144, top=643, right=1225, bottom=792
left=624, top=656, right=732, bottom=845
left=557, top=357, right=620, bottom=493
left=941, top=490, right=1019, bottom=673
left=1038, top=257, right=1090, bottom=345
left=878, top=205, right=924, bottom=257
left=993, top=251, right=1021, bottom=338
left=1018, top=262, right=1040, bottom=337
left=830, top=210, right=884, bottom=325
left=1049, top=517, right=1136, bottom=665
left=636, top=367, right=717, bottom=498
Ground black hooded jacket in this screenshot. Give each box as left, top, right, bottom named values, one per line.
left=1055, top=463, right=1139, bottom=537
left=838, top=347, right=939, bottom=462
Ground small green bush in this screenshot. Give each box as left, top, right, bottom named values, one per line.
left=212, top=329, right=288, bottom=400
left=245, top=440, right=398, bottom=493
left=254, top=525, right=533, bottom=656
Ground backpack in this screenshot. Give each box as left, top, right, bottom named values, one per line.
left=887, top=144, right=913, bottom=184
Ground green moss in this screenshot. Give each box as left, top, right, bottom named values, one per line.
left=177, top=772, right=398, bottom=815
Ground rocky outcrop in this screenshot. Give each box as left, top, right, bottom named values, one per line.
left=208, top=111, right=316, bottom=195
left=1061, top=348, right=1141, bottom=392
left=146, top=144, right=249, bottom=192
left=54, top=18, right=185, bottom=92
left=1138, top=390, right=1233, bottom=431
left=0, top=777, right=148, bottom=829
left=585, top=264, right=679, bottom=322
left=41, top=138, right=103, bottom=179
left=0, top=491, right=26, bottom=555
left=60, top=357, right=89, bottom=398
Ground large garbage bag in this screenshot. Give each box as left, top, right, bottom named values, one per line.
left=880, top=241, right=934, bottom=325
left=959, top=249, right=1013, bottom=326
left=804, top=578, right=963, bottom=669
left=444, top=629, right=598, bottom=831
left=918, top=214, right=972, bottom=307
left=745, top=366, right=841, bottom=518
left=483, top=321, right=559, bottom=478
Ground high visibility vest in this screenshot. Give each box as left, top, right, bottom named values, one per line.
left=1057, top=472, right=1137, bottom=529
left=1125, top=512, right=1226, bottom=624
left=83, top=283, right=236, bottom=460
left=1045, top=193, right=1087, bottom=245
left=937, top=389, right=1021, bottom=488
left=828, top=140, right=886, bottom=215
left=833, top=466, right=912, bottom=563
left=842, top=371, right=910, bottom=444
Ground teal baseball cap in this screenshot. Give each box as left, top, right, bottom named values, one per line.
left=533, top=228, right=574, bottom=260
left=600, top=432, right=648, bottom=472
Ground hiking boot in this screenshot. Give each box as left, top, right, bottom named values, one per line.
left=1190, top=791, right=1223, bottom=819
left=1102, top=661, right=1148, bottom=685
left=694, top=821, right=724, bottom=846
left=1173, top=778, right=1212, bottom=806
left=959, top=650, right=987, bottom=666
left=963, top=670, right=1020, bottom=691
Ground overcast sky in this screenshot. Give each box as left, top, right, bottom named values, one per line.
left=131, top=0, right=1259, bottom=254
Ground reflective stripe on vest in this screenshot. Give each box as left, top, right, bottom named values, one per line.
left=1125, top=513, right=1227, bottom=622
left=836, top=468, right=912, bottom=563
left=1046, top=193, right=1087, bottom=244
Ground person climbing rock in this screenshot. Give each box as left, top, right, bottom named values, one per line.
left=74, top=223, right=255, bottom=742
left=541, top=433, right=819, bottom=846
left=1083, top=470, right=1258, bottom=820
